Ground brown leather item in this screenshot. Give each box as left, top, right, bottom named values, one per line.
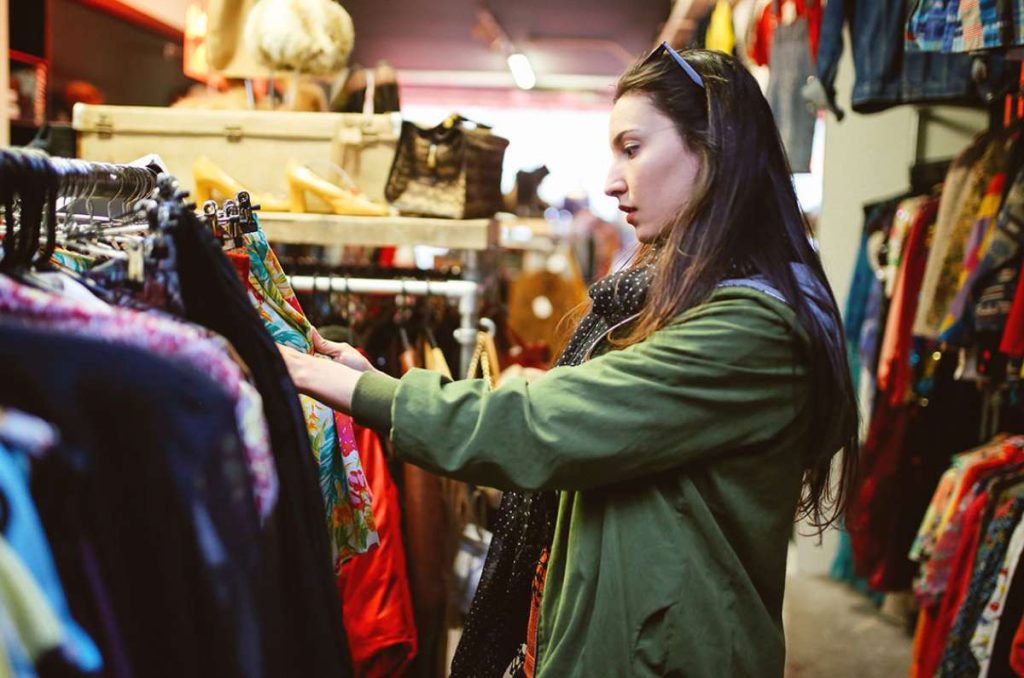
left=385, top=115, right=509, bottom=219
left=401, top=465, right=449, bottom=678
left=398, top=336, right=452, bottom=677
left=507, top=259, right=587, bottom=359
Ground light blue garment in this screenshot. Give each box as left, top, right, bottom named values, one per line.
left=0, top=443, right=103, bottom=672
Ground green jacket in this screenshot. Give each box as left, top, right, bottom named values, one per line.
left=353, top=287, right=814, bottom=677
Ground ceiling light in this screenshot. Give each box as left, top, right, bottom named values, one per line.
left=507, top=53, right=536, bottom=90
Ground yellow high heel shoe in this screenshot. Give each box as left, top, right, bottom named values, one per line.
left=193, top=155, right=291, bottom=212
left=286, top=160, right=391, bottom=217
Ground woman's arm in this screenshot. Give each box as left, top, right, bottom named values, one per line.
left=300, top=293, right=810, bottom=493
left=279, top=346, right=364, bottom=411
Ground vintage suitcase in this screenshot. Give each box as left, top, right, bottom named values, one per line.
left=72, top=104, right=400, bottom=211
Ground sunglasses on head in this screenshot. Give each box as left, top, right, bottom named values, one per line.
left=642, top=42, right=705, bottom=90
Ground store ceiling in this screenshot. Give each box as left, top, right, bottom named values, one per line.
left=341, top=0, right=672, bottom=80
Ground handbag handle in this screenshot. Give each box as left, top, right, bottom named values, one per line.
left=362, top=68, right=376, bottom=115
left=442, top=113, right=492, bottom=132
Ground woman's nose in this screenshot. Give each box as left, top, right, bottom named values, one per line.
left=605, top=167, right=626, bottom=198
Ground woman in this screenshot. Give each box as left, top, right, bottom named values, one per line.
left=281, top=46, right=858, bottom=677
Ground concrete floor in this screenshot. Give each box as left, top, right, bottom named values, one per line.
left=784, top=575, right=914, bottom=678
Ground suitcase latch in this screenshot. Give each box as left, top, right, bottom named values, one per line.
left=224, top=125, right=243, bottom=143
left=96, top=114, right=114, bottom=139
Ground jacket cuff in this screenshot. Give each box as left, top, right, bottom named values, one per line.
left=352, top=371, right=400, bottom=433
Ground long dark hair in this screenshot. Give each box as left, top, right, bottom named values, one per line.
left=612, top=49, right=858, bottom=533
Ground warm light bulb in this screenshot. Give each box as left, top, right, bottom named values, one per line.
left=507, top=53, right=536, bottom=90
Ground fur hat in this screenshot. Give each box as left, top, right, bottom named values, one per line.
left=244, top=0, right=355, bottom=75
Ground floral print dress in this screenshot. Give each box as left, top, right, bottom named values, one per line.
left=242, top=229, right=377, bottom=568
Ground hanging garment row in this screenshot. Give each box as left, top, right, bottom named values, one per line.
left=844, top=121, right=1024, bottom=596
left=0, top=149, right=513, bottom=678
left=0, top=151, right=360, bottom=677
left=912, top=435, right=1024, bottom=678
left=907, top=0, right=1024, bottom=54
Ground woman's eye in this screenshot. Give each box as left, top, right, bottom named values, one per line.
left=623, top=145, right=639, bottom=158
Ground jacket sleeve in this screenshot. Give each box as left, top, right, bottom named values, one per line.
left=361, top=294, right=809, bottom=492
left=814, top=0, right=850, bottom=119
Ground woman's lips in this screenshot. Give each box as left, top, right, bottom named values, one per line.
left=625, top=212, right=637, bottom=226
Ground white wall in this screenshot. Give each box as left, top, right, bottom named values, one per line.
left=794, top=46, right=986, bottom=576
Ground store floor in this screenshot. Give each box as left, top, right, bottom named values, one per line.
left=784, top=574, right=913, bottom=677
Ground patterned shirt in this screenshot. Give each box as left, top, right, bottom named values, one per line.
left=242, top=229, right=377, bottom=567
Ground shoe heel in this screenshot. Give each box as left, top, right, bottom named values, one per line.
left=288, top=181, right=308, bottom=213
left=194, top=179, right=212, bottom=205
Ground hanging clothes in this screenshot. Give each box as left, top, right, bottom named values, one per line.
left=0, top=534, right=65, bottom=674
left=907, top=0, right=1024, bottom=52
left=937, top=166, right=1023, bottom=344
left=338, top=421, right=417, bottom=678
left=910, top=439, right=1024, bottom=677
left=968, top=504, right=1024, bottom=676
left=242, top=227, right=378, bottom=567
left=0, top=153, right=354, bottom=677
left=705, top=0, right=738, bottom=54
left=0, top=275, right=277, bottom=521
left=0, top=321, right=261, bottom=678
left=748, top=0, right=822, bottom=67
left=763, top=0, right=819, bottom=171
left=813, top=0, right=984, bottom=116
left=0, top=434, right=101, bottom=674
left=169, top=211, right=354, bottom=678
left=915, top=131, right=1013, bottom=340
left=876, top=195, right=938, bottom=403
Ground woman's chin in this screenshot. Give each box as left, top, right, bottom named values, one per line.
left=634, top=226, right=661, bottom=244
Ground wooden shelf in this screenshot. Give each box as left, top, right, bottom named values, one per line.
left=258, top=211, right=499, bottom=250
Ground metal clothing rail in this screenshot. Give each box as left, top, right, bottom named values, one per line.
left=289, top=276, right=482, bottom=377
left=0, top=149, right=159, bottom=201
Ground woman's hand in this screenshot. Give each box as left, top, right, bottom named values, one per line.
left=311, top=330, right=378, bottom=374
left=278, top=344, right=364, bottom=414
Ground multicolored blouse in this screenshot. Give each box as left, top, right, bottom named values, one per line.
left=242, top=228, right=377, bottom=568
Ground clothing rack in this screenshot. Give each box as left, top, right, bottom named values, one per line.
left=0, top=148, right=159, bottom=201
left=289, top=275, right=482, bottom=377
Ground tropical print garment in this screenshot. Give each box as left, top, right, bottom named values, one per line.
left=242, top=228, right=377, bottom=567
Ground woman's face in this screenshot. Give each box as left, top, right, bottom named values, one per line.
left=604, top=93, right=702, bottom=243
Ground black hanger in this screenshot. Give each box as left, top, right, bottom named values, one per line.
left=3, top=151, right=44, bottom=272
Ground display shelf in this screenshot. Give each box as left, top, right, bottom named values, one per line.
left=499, top=215, right=558, bottom=251
left=257, top=211, right=499, bottom=250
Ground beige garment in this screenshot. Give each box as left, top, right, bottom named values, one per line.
left=913, top=132, right=1005, bottom=339
left=206, top=0, right=264, bottom=78
left=0, top=536, right=63, bottom=663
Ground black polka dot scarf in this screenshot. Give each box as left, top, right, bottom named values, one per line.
left=450, top=265, right=653, bottom=678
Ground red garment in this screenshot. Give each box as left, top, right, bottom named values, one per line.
left=747, top=0, right=822, bottom=66
left=877, top=197, right=939, bottom=404
left=915, top=489, right=989, bottom=678
left=338, top=420, right=418, bottom=678
left=524, top=549, right=549, bottom=678
left=225, top=250, right=251, bottom=283
left=1011, top=614, right=1024, bottom=675
left=1001, top=269, right=1024, bottom=357
left=847, top=396, right=912, bottom=585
